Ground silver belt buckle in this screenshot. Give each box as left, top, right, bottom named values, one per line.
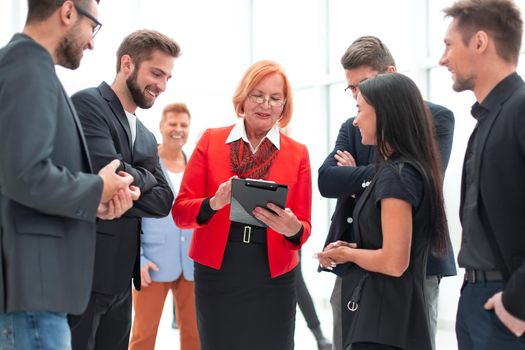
left=243, top=226, right=251, bottom=243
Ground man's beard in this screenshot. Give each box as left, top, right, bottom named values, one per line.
left=126, top=68, right=155, bottom=109
left=56, top=24, right=83, bottom=70
left=452, top=73, right=475, bottom=92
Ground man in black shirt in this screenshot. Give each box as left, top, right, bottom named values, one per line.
left=440, top=0, right=525, bottom=348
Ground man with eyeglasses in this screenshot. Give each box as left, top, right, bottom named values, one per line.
left=58, top=0, right=103, bottom=38
left=0, top=1, right=140, bottom=349
left=317, top=36, right=456, bottom=350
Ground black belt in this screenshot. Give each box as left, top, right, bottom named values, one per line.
left=464, top=269, right=503, bottom=283
left=228, top=222, right=267, bottom=244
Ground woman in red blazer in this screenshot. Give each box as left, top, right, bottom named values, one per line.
left=173, top=60, right=312, bottom=350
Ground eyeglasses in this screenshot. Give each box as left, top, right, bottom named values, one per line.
left=344, top=71, right=385, bottom=96
left=57, top=1, right=102, bottom=38
left=248, top=94, right=286, bottom=107
left=344, top=85, right=358, bottom=96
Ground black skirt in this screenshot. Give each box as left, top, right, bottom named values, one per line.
left=194, top=223, right=296, bottom=350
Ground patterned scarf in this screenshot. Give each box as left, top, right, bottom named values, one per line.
left=230, top=138, right=278, bottom=179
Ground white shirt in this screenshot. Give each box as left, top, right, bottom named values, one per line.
left=225, top=118, right=280, bottom=153
left=125, top=110, right=137, bottom=148
left=166, top=169, right=184, bottom=192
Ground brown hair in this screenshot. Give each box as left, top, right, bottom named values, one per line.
left=340, top=36, right=396, bottom=72
left=27, top=0, right=99, bottom=24
left=444, top=0, right=523, bottom=64
left=232, top=60, right=293, bottom=128
left=160, top=102, right=191, bottom=126
left=116, top=29, right=181, bottom=72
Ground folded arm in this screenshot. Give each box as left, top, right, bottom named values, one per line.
left=318, top=118, right=375, bottom=198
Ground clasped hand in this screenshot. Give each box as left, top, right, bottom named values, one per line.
left=315, top=240, right=357, bottom=270
left=97, top=159, right=141, bottom=220
left=97, top=182, right=140, bottom=220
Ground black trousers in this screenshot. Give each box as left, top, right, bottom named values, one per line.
left=68, top=286, right=132, bottom=350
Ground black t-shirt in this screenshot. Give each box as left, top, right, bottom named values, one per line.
left=373, top=162, right=424, bottom=211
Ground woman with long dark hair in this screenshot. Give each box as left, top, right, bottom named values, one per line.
left=317, top=73, right=447, bottom=350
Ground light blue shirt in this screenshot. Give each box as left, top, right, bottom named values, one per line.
left=140, top=161, right=194, bottom=281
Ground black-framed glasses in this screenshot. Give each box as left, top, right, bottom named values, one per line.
left=248, top=94, right=286, bottom=107
left=57, top=0, right=102, bottom=38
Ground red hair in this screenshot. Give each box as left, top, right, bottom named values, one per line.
left=232, top=60, right=293, bottom=128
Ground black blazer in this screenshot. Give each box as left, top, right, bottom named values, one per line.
left=318, top=102, right=457, bottom=277
left=72, top=82, right=173, bottom=295
left=0, top=34, right=102, bottom=314
left=461, top=73, right=525, bottom=320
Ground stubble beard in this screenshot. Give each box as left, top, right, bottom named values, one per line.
left=452, top=73, right=475, bottom=93
left=56, top=23, right=83, bottom=70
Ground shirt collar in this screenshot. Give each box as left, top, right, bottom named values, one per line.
left=474, top=72, right=523, bottom=115
left=470, top=72, right=523, bottom=120
left=226, top=118, right=280, bottom=153
left=470, top=102, right=488, bottom=121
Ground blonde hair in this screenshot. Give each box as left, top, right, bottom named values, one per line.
left=160, top=102, right=191, bottom=127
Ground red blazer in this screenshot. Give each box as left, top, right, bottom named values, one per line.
left=172, top=125, right=312, bottom=278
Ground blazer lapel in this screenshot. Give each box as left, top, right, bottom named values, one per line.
left=474, top=76, right=524, bottom=173
left=60, top=83, right=94, bottom=172
left=99, top=82, right=133, bottom=155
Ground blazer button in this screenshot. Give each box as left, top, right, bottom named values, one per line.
left=347, top=217, right=353, bottom=224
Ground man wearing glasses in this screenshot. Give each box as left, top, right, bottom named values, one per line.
left=0, top=1, right=139, bottom=349
left=317, top=36, right=457, bottom=350
left=61, top=0, right=103, bottom=38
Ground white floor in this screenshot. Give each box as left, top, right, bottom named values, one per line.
left=148, top=293, right=458, bottom=350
